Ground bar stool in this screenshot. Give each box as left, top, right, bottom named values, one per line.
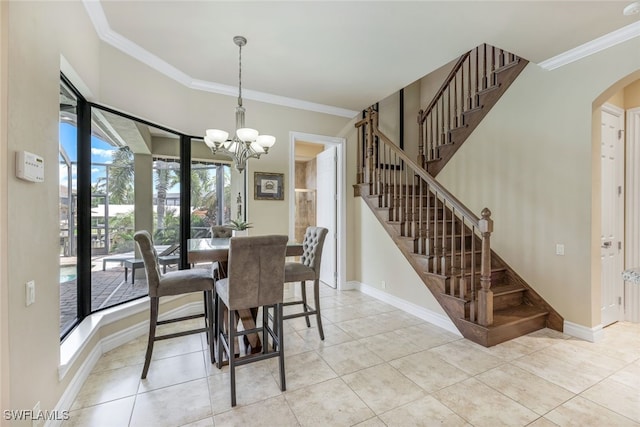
left=215, top=235, right=288, bottom=407
left=134, top=230, right=216, bottom=379
left=283, top=226, right=328, bottom=340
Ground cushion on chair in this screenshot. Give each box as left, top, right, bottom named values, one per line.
left=284, top=227, right=328, bottom=283
left=157, top=268, right=214, bottom=298
left=284, top=262, right=315, bottom=283
left=300, top=227, right=328, bottom=270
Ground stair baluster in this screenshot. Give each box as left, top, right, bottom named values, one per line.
left=416, top=44, right=527, bottom=176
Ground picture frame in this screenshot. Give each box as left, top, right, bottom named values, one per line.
left=254, top=172, right=284, bottom=200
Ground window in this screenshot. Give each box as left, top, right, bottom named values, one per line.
left=59, top=75, right=219, bottom=338
left=190, top=160, right=231, bottom=238
left=59, top=78, right=79, bottom=336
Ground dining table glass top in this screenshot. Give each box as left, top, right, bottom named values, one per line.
left=187, top=237, right=303, bottom=263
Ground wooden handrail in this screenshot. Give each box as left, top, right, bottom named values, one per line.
left=419, top=51, right=471, bottom=123
left=355, top=107, right=493, bottom=325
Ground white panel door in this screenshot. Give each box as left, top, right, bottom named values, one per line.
left=316, top=146, right=337, bottom=288
left=601, top=106, right=624, bottom=326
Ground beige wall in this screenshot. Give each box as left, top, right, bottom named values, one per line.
left=6, top=1, right=103, bottom=415
left=354, top=198, right=448, bottom=314
left=625, top=79, right=640, bottom=109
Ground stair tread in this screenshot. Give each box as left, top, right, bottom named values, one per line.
left=492, top=305, right=548, bottom=327
left=492, top=283, right=526, bottom=296
left=454, top=266, right=507, bottom=277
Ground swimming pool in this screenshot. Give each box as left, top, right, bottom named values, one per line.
left=60, top=266, right=77, bottom=283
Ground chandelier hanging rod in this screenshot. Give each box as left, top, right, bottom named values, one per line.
left=204, top=35, right=275, bottom=173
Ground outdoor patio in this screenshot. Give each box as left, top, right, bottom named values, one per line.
left=59, top=256, right=184, bottom=333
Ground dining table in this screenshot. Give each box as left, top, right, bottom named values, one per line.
left=187, top=237, right=303, bottom=355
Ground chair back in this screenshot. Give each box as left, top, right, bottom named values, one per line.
left=210, top=226, right=233, bottom=238
left=226, top=235, right=288, bottom=310
left=301, top=227, right=328, bottom=276
left=133, top=230, right=162, bottom=296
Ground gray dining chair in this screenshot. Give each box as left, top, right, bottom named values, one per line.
left=215, top=235, right=288, bottom=407
left=134, top=230, right=216, bottom=379
left=283, top=226, right=328, bottom=340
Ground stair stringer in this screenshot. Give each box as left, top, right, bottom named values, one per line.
left=356, top=183, right=563, bottom=347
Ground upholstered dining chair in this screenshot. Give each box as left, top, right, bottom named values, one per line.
left=283, top=226, right=328, bottom=340
left=215, top=235, right=288, bottom=407
left=134, top=230, right=215, bottom=379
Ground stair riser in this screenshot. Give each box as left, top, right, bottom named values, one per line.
left=493, top=291, right=525, bottom=311
left=445, top=270, right=508, bottom=294
left=440, top=288, right=526, bottom=319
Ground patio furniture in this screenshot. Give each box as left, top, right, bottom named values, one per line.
left=283, top=226, right=328, bottom=340
left=102, top=253, right=134, bottom=271
left=123, top=259, right=144, bottom=284
left=134, top=230, right=215, bottom=379
left=215, top=235, right=288, bottom=406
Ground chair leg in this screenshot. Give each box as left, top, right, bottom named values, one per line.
left=141, top=297, right=159, bottom=379
left=300, top=281, right=311, bottom=327
left=216, top=294, right=224, bottom=370
left=314, top=279, right=324, bottom=340
left=277, top=302, right=286, bottom=391
left=228, top=308, right=237, bottom=407
left=206, top=291, right=216, bottom=364
left=262, top=306, right=268, bottom=355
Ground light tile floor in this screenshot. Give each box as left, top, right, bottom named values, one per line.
left=64, top=284, right=640, bottom=427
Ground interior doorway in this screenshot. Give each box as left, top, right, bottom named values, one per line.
left=600, top=103, right=624, bottom=326
left=289, top=132, right=346, bottom=290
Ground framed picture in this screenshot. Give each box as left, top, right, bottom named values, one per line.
left=254, top=172, right=284, bottom=200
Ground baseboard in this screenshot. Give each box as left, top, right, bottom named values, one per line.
left=563, top=320, right=603, bottom=342
left=48, top=301, right=203, bottom=427
left=347, top=281, right=461, bottom=336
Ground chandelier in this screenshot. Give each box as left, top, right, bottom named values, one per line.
left=204, top=36, right=275, bottom=172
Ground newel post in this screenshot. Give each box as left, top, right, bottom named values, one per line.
left=478, top=208, right=494, bottom=326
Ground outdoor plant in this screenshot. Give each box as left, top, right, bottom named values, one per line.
left=227, top=219, right=253, bottom=231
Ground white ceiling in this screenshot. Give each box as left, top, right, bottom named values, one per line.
left=89, top=1, right=640, bottom=117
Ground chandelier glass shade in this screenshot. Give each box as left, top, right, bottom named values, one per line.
left=204, top=36, right=275, bottom=172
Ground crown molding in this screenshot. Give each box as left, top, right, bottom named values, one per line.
left=539, top=20, right=640, bottom=70
left=82, top=0, right=358, bottom=118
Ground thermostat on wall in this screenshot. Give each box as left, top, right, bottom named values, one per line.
left=16, top=150, right=44, bottom=183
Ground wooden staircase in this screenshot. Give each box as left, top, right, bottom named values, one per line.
left=418, top=44, right=528, bottom=176
left=354, top=109, right=562, bottom=347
